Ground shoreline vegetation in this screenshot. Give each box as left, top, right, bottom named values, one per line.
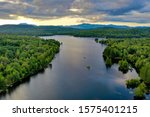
left=96, top=38, right=150, bottom=99
left=0, top=34, right=60, bottom=94
left=0, top=25, right=150, bottom=99
left=0, top=25, right=150, bottom=38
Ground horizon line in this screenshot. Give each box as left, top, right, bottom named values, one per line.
left=0, top=23, right=150, bottom=28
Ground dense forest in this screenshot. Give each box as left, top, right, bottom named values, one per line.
left=0, top=34, right=60, bottom=93
left=0, top=24, right=150, bottom=99
left=98, top=38, right=150, bottom=99
left=0, top=24, right=150, bottom=38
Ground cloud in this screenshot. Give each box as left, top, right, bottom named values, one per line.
left=100, top=0, right=145, bottom=15
left=108, top=11, right=150, bottom=23
left=0, top=0, right=150, bottom=25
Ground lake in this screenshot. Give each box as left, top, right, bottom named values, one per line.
left=0, top=35, right=143, bottom=100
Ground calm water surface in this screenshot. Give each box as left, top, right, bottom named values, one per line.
left=1, top=35, right=144, bottom=100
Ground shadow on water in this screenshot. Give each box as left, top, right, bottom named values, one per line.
left=0, top=67, right=49, bottom=99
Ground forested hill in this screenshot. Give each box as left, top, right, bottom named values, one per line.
left=0, top=24, right=150, bottom=38
left=0, top=24, right=77, bottom=36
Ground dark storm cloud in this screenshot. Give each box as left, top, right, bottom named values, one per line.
left=107, top=1, right=144, bottom=15
left=0, top=0, right=150, bottom=23
left=71, top=0, right=147, bottom=15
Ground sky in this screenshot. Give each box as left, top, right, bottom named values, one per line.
left=0, top=0, right=150, bottom=26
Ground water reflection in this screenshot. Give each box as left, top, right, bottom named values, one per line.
left=0, top=35, right=142, bottom=100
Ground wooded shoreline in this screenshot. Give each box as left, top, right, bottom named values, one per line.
left=0, top=34, right=60, bottom=94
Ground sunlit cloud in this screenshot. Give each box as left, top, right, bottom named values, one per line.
left=69, top=8, right=83, bottom=13
left=23, top=16, right=87, bottom=26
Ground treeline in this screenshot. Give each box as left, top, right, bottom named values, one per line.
left=0, top=24, right=150, bottom=38
left=0, top=34, right=60, bottom=93
left=98, top=38, right=150, bottom=99
left=69, top=28, right=150, bottom=38
left=0, top=25, right=78, bottom=36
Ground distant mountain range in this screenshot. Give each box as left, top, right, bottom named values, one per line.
left=66, top=23, right=130, bottom=29
left=1, top=23, right=149, bottom=29
left=0, top=23, right=149, bottom=38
